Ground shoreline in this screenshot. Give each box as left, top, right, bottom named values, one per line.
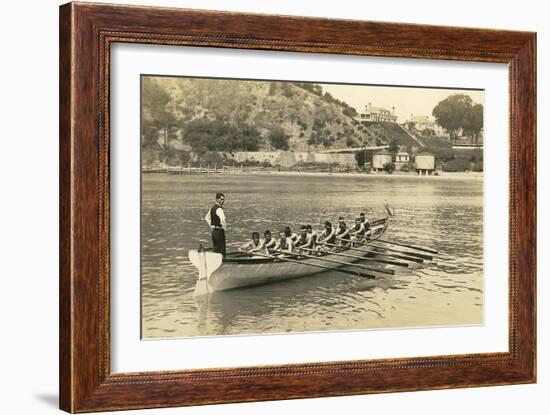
left=142, top=169, right=483, bottom=181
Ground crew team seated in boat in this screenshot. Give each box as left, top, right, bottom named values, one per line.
left=316, top=221, right=337, bottom=251
left=335, top=216, right=351, bottom=247
left=238, top=231, right=264, bottom=253
left=294, top=225, right=313, bottom=252
left=349, top=216, right=366, bottom=246
left=263, top=229, right=278, bottom=253
left=275, top=229, right=295, bottom=255
left=284, top=226, right=299, bottom=243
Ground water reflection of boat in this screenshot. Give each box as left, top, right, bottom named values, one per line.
left=189, top=217, right=389, bottom=296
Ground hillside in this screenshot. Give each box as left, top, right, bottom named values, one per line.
left=361, top=121, right=423, bottom=148
left=145, top=77, right=428, bottom=164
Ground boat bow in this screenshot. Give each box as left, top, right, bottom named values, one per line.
left=189, top=249, right=223, bottom=296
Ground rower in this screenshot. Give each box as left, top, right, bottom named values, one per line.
left=275, top=229, right=294, bottom=255
left=238, top=231, right=264, bottom=253
left=263, top=229, right=278, bottom=253
left=284, top=226, right=299, bottom=243
left=349, top=217, right=366, bottom=245
left=316, top=221, right=337, bottom=251
left=306, top=224, right=318, bottom=249
left=359, top=212, right=372, bottom=239
left=335, top=216, right=351, bottom=247
left=294, top=225, right=311, bottom=252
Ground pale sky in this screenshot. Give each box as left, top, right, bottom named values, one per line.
left=321, top=83, right=484, bottom=123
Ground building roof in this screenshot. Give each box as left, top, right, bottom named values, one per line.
left=396, top=151, right=410, bottom=156
left=367, top=104, right=393, bottom=114
left=408, top=115, right=432, bottom=123
left=368, top=106, right=385, bottom=113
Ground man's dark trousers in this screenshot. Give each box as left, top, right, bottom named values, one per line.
left=211, top=228, right=226, bottom=257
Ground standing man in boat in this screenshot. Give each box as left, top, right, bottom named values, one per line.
left=204, top=192, right=226, bottom=257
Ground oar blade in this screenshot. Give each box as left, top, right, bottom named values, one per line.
left=377, top=239, right=439, bottom=254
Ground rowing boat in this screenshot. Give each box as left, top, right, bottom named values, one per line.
left=189, top=217, right=389, bottom=297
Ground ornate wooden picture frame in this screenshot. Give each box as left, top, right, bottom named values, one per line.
left=59, top=2, right=536, bottom=412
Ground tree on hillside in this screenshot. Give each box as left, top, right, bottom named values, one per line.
left=342, top=107, right=357, bottom=117
left=141, top=77, right=176, bottom=148
left=268, top=82, right=278, bottom=96
left=422, top=128, right=435, bottom=137
left=269, top=128, right=290, bottom=150
left=462, top=103, right=483, bottom=144
left=346, top=137, right=356, bottom=147
left=183, top=119, right=261, bottom=155
left=405, top=122, right=416, bottom=131
left=432, top=94, right=474, bottom=142
left=388, top=139, right=399, bottom=154
left=237, top=124, right=262, bottom=151
left=142, top=126, right=160, bottom=147
left=312, top=84, right=323, bottom=96
left=279, top=83, right=295, bottom=98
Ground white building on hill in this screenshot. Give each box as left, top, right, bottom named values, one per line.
left=406, top=115, right=446, bottom=136
left=355, top=103, right=398, bottom=123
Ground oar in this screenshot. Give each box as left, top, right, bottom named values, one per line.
left=252, top=251, right=376, bottom=279
left=344, top=238, right=433, bottom=260
left=300, top=248, right=394, bottom=275
left=369, top=243, right=433, bottom=260
left=289, top=250, right=389, bottom=276
left=372, top=251, right=424, bottom=264
left=320, top=243, right=409, bottom=267
left=328, top=242, right=424, bottom=264
left=376, top=239, right=439, bottom=255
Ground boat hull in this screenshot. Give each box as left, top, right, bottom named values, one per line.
left=209, top=255, right=346, bottom=291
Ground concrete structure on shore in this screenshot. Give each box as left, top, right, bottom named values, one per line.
left=232, top=151, right=356, bottom=167
left=414, top=152, right=436, bottom=175
left=372, top=151, right=393, bottom=171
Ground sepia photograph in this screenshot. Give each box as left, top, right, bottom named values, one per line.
left=140, top=75, right=484, bottom=339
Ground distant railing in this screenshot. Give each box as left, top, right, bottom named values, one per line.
left=451, top=144, right=484, bottom=149
left=142, top=164, right=246, bottom=175
left=319, top=145, right=389, bottom=154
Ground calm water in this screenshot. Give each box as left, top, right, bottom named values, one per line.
left=141, top=173, right=483, bottom=338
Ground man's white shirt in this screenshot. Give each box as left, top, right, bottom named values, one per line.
left=204, top=204, right=226, bottom=230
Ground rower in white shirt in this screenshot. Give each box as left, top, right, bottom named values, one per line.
left=239, top=232, right=264, bottom=253
left=274, top=229, right=294, bottom=255
left=262, top=230, right=278, bottom=253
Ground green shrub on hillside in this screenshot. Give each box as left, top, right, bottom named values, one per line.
left=183, top=118, right=261, bottom=154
